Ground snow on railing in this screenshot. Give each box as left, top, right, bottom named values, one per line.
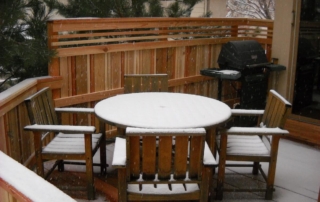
left=0, top=151, right=76, bottom=202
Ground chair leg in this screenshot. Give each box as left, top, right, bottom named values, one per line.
left=201, top=166, right=213, bottom=202
left=99, top=121, right=107, bottom=175
left=34, top=132, right=45, bottom=177
left=252, top=162, right=259, bottom=175
left=85, top=134, right=95, bottom=200
left=100, top=136, right=107, bottom=175
left=58, top=160, right=64, bottom=172
left=265, top=136, right=280, bottom=200
left=216, top=132, right=228, bottom=200
left=118, top=168, right=127, bottom=202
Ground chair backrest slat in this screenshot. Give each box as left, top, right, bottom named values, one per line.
left=158, top=136, right=173, bottom=180
left=126, top=128, right=205, bottom=184
left=128, top=136, right=140, bottom=180
left=25, top=87, right=59, bottom=125
left=142, top=136, right=157, bottom=179
left=174, top=136, right=189, bottom=179
left=124, top=74, right=168, bottom=93
left=189, top=136, right=205, bottom=179
left=262, top=90, right=292, bottom=128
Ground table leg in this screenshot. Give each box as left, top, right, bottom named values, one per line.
left=99, top=121, right=107, bottom=175
left=206, top=127, right=217, bottom=200
left=117, top=127, right=125, bottom=137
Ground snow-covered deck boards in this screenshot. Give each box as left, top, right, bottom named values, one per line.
left=1, top=138, right=318, bottom=202
left=66, top=138, right=320, bottom=202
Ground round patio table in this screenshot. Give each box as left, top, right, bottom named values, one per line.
left=95, top=92, right=231, bottom=131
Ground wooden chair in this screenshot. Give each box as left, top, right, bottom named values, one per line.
left=216, top=90, right=291, bottom=200
left=124, top=74, right=168, bottom=93
left=23, top=87, right=106, bottom=200
left=112, top=127, right=217, bottom=201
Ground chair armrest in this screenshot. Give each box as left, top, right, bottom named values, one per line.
left=227, top=127, right=289, bottom=136
left=112, top=137, right=126, bottom=168
left=55, top=107, right=95, bottom=114
left=203, top=142, right=218, bottom=166
left=24, top=124, right=96, bottom=134
left=231, top=109, right=265, bottom=116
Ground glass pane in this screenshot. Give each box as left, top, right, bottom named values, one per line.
left=292, top=0, right=320, bottom=120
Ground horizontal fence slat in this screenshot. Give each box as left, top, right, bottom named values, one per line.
left=55, top=37, right=272, bottom=57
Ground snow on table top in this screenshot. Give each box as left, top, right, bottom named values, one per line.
left=0, top=151, right=76, bottom=202
left=95, top=92, right=231, bottom=129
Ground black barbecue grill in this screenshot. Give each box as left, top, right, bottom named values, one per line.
left=201, top=40, right=285, bottom=126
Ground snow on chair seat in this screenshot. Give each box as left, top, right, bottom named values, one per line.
left=42, top=133, right=102, bottom=154
left=217, top=135, right=270, bottom=156
left=112, top=127, right=217, bottom=201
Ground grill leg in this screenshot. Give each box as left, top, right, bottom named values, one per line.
left=252, top=162, right=259, bottom=175
left=218, top=79, right=222, bottom=101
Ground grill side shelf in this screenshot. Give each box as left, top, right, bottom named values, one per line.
left=200, top=68, right=241, bottom=80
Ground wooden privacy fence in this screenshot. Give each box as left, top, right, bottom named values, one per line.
left=48, top=17, right=273, bottom=107
left=0, top=17, right=273, bottom=168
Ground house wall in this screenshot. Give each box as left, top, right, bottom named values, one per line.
left=190, top=0, right=207, bottom=17
left=271, top=0, right=320, bottom=145
left=209, top=0, right=228, bottom=18
left=271, top=0, right=299, bottom=98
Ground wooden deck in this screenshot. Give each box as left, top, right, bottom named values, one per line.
left=0, top=17, right=319, bottom=202
left=47, top=139, right=320, bottom=202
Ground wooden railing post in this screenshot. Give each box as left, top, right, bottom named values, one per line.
left=47, top=21, right=61, bottom=99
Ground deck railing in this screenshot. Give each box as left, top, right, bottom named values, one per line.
left=0, top=17, right=273, bottom=169
left=0, top=151, right=75, bottom=202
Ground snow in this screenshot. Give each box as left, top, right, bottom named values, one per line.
left=112, top=137, right=126, bottom=166
left=55, top=107, right=95, bottom=113
left=0, top=78, right=36, bottom=103
left=0, top=151, right=76, bottom=202
left=231, top=109, right=265, bottom=115
left=270, top=89, right=292, bottom=106
left=126, top=127, right=206, bottom=134
left=24, top=124, right=96, bottom=133
left=213, top=70, right=240, bottom=75
left=127, top=182, right=200, bottom=195
left=203, top=141, right=218, bottom=165
left=227, top=127, right=289, bottom=135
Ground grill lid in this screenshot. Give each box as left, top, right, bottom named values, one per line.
left=218, top=40, right=268, bottom=70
